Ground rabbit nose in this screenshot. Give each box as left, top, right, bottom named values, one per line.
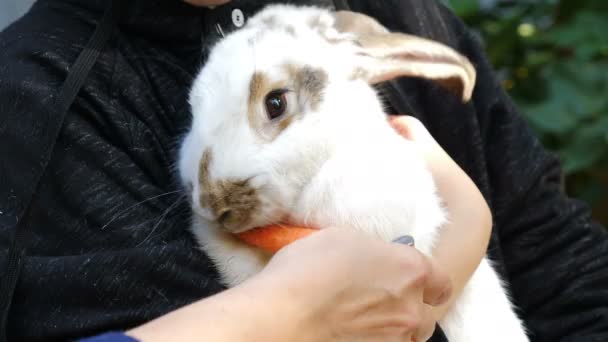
left=198, top=150, right=259, bottom=232
left=217, top=208, right=232, bottom=224
left=215, top=207, right=246, bottom=232
left=210, top=198, right=256, bottom=233
left=200, top=178, right=260, bottom=233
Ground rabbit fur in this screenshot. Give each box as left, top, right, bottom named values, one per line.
left=178, top=4, right=529, bottom=341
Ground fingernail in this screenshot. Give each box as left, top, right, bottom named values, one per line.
left=392, top=235, right=415, bottom=246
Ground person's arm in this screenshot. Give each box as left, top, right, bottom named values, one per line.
left=126, top=226, right=452, bottom=342
left=340, top=0, right=492, bottom=325
left=389, top=116, right=493, bottom=323
left=352, top=1, right=608, bottom=339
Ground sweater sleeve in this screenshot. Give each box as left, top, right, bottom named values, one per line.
left=78, top=332, right=139, bottom=342
left=484, top=75, right=608, bottom=341
left=436, top=4, right=608, bottom=341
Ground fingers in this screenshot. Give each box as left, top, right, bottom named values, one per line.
left=269, top=226, right=448, bottom=341
left=413, top=306, right=437, bottom=342
left=387, top=115, right=435, bottom=144
left=392, top=243, right=452, bottom=307
left=421, top=253, right=452, bottom=306
left=388, top=115, right=415, bottom=140
left=388, top=242, right=447, bottom=341
left=393, top=235, right=450, bottom=307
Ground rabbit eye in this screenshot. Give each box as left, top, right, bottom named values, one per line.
left=265, top=89, right=288, bottom=120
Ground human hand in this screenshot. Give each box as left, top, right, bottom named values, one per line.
left=257, top=226, right=452, bottom=341
left=388, top=115, right=492, bottom=320
left=127, top=227, right=450, bottom=342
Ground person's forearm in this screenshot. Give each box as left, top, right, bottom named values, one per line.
left=127, top=275, right=301, bottom=342
left=126, top=225, right=452, bottom=342
left=429, top=164, right=492, bottom=321
left=387, top=115, right=493, bottom=322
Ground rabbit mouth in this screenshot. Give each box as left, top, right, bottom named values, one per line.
left=200, top=193, right=295, bottom=234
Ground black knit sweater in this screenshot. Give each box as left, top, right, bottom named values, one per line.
left=0, top=0, right=606, bottom=341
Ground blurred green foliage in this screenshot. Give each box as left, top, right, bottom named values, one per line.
left=448, top=0, right=608, bottom=225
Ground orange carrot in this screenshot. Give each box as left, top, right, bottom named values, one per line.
left=236, top=224, right=317, bottom=253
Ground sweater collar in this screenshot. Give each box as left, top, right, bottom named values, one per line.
left=45, top=0, right=337, bottom=44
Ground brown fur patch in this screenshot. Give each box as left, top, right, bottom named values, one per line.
left=248, top=72, right=268, bottom=115
left=209, top=179, right=259, bottom=232
left=247, top=71, right=288, bottom=140
left=199, top=149, right=212, bottom=193
left=294, top=66, right=328, bottom=112
left=199, top=149, right=259, bottom=232
left=330, top=12, right=475, bottom=101
left=332, top=11, right=389, bottom=37
left=247, top=72, right=269, bottom=135
left=261, top=16, right=277, bottom=28
left=285, top=25, right=296, bottom=36
left=349, top=67, right=369, bottom=81
left=246, top=66, right=327, bottom=141
left=308, top=14, right=332, bottom=33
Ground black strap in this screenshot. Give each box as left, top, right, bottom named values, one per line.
left=0, top=1, right=121, bottom=340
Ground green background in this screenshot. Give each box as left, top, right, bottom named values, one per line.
left=448, top=0, right=608, bottom=225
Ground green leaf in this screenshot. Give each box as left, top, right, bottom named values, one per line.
left=522, top=100, right=578, bottom=135
left=451, top=0, right=480, bottom=18
left=455, top=0, right=608, bottom=225
left=560, top=136, right=605, bottom=174
left=559, top=117, right=608, bottom=174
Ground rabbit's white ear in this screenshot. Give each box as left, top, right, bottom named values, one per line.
left=333, top=11, right=476, bottom=102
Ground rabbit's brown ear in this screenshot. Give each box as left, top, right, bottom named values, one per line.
left=333, top=11, right=476, bottom=102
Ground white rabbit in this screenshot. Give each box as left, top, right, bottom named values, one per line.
left=178, top=4, right=529, bottom=341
